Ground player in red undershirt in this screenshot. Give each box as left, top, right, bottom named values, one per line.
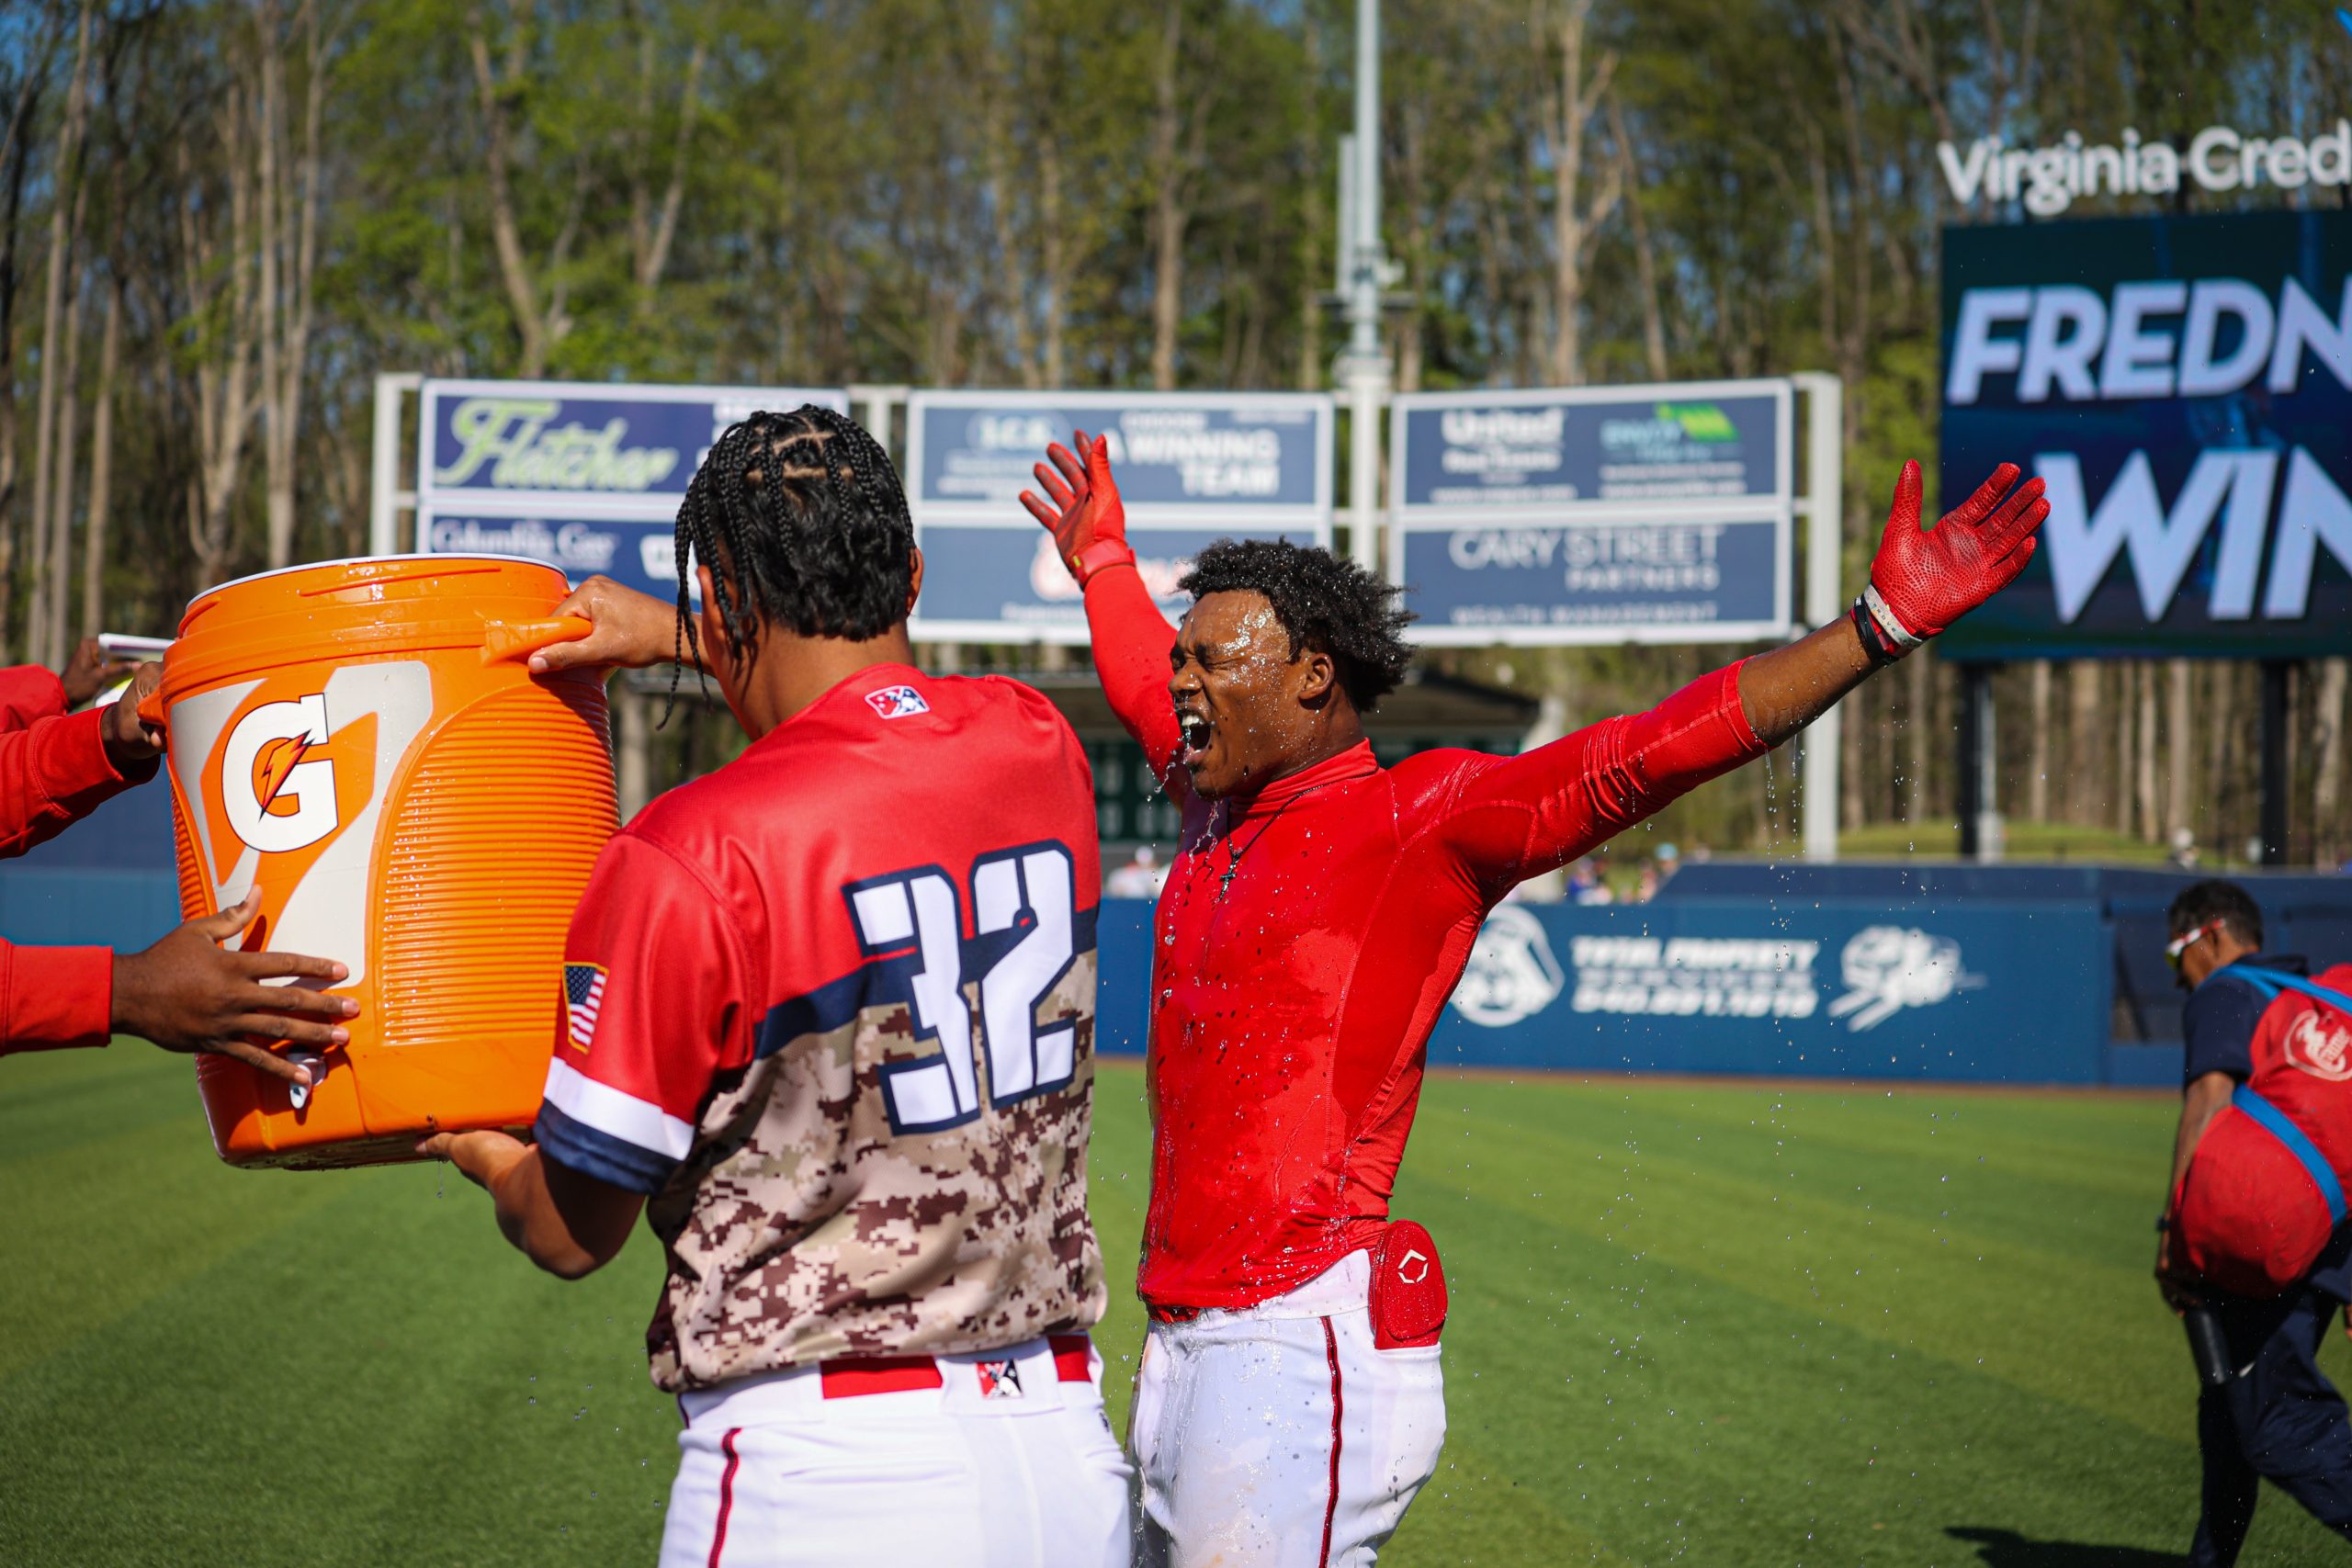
left=1023, top=435, right=2048, bottom=1568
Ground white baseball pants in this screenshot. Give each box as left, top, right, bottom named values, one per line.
left=659, top=1335, right=1133, bottom=1568
left=1130, top=1251, right=1447, bottom=1568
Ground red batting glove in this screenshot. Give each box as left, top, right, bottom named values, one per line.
left=1019, top=432, right=1136, bottom=588
left=1851, top=460, right=2049, bottom=664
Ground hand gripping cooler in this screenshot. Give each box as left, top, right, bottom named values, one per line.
left=148, top=557, right=618, bottom=1169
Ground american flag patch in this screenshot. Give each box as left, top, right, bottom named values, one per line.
left=865, top=684, right=929, bottom=719
left=564, top=963, right=607, bottom=1051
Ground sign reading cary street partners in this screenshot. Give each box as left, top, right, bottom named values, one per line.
left=905, top=389, right=1334, bottom=642
left=1388, top=380, right=1792, bottom=646
left=415, top=379, right=848, bottom=601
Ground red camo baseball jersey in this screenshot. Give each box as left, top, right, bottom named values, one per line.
left=532, top=663, right=1108, bottom=1391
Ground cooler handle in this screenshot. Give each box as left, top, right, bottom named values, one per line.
left=480, top=615, right=594, bottom=666
left=136, top=684, right=165, bottom=728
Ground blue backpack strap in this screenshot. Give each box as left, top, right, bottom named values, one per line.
left=2230, top=968, right=2352, bottom=1019
left=2234, top=1083, right=2349, bottom=1227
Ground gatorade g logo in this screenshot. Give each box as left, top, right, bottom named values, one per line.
left=225, top=696, right=337, bottom=852
left=169, top=662, right=434, bottom=983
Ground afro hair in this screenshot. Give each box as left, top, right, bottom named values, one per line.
left=1178, top=538, right=1417, bottom=711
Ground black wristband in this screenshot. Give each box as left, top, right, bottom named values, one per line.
left=1849, top=597, right=1902, bottom=668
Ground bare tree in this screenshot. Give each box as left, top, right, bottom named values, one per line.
left=78, top=271, right=116, bottom=635
left=180, top=91, right=261, bottom=586
left=2026, top=660, right=2051, bottom=821
left=623, top=0, right=704, bottom=319
left=2165, top=659, right=2192, bottom=841
left=26, top=0, right=94, bottom=666
left=1539, top=0, right=1619, bottom=386
left=1608, top=90, right=1667, bottom=381
left=2067, top=661, right=2100, bottom=826
left=0, top=8, right=63, bottom=656
left=467, top=0, right=582, bottom=376
left=2315, top=659, right=2348, bottom=867
left=2133, top=660, right=2159, bottom=842
left=40, top=224, right=85, bottom=668
left=255, top=0, right=327, bottom=569
left=1146, top=0, right=1208, bottom=389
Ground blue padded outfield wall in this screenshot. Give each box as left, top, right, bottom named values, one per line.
left=1094, top=863, right=2352, bottom=1087
left=10, top=778, right=2349, bottom=1088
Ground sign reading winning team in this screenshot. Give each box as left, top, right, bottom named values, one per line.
left=1388, top=380, right=1793, bottom=647
left=905, top=389, right=1335, bottom=643
left=415, top=379, right=849, bottom=601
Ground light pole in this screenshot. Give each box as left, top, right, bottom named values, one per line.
left=1338, top=0, right=1395, bottom=574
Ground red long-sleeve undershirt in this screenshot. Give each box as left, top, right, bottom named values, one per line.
left=1080, top=561, right=1770, bottom=1305
left=0, top=702, right=154, bottom=1055
left=0, top=665, right=67, bottom=733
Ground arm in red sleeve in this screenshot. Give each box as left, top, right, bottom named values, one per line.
left=0, top=707, right=155, bottom=860
left=1441, top=659, right=1767, bottom=891
left=1082, top=563, right=1187, bottom=798
left=0, top=940, right=114, bottom=1055
left=0, top=665, right=67, bottom=733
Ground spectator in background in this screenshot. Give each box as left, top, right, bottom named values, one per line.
left=1566, top=858, right=1600, bottom=900
left=2158, top=879, right=2352, bottom=1564
left=1106, top=843, right=1168, bottom=899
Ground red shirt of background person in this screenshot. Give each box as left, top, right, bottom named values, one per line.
left=0, top=659, right=355, bottom=1085
left=0, top=637, right=134, bottom=733
left=1023, top=433, right=2048, bottom=1568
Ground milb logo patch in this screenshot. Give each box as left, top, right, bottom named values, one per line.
left=976, top=1359, right=1024, bottom=1399
left=865, top=684, right=929, bottom=719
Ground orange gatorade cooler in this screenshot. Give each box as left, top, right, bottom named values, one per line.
left=147, top=556, right=618, bottom=1168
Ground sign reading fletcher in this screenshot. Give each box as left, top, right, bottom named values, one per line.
left=415, top=379, right=847, bottom=601
left=1389, top=381, right=1792, bottom=647
left=1937, top=211, right=2352, bottom=660
left=906, top=390, right=1334, bottom=640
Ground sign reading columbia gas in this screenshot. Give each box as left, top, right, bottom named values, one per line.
left=1936, top=210, right=2352, bottom=660
left=415, top=379, right=848, bottom=601
left=1388, top=381, right=1792, bottom=648
left=904, top=390, right=1335, bottom=642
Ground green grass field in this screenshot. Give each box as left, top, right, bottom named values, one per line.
left=4, top=1047, right=2345, bottom=1566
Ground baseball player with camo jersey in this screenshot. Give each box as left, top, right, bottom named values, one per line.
left=428, top=407, right=1129, bottom=1568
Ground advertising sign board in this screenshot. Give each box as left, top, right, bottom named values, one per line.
left=1094, top=895, right=2111, bottom=1083
left=1388, top=381, right=1792, bottom=646
left=906, top=390, right=1335, bottom=640
left=1938, top=210, right=2352, bottom=660
left=414, top=379, right=848, bottom=601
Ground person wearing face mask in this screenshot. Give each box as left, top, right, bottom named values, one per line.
left=2158, top=878, right=2352, bottom=1565
left=1022, top=433, right=2050, bottom=1568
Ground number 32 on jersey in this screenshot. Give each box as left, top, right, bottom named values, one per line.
left=845, top=840, right=1081, bottom=1135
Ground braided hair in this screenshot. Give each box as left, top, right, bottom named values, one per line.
left=1178, top=538, right=1417, bottom=711
left=671, top=405, right=915, bottom=704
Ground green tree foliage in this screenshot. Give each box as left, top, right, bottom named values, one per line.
left=0, top=0, right=2345, bottom=853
